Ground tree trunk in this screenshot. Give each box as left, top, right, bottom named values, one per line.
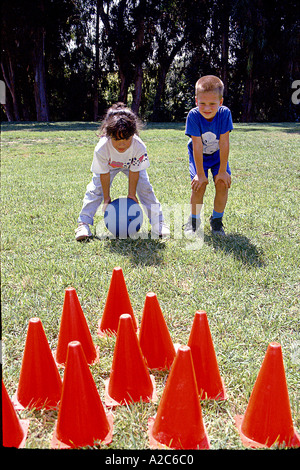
left=1, top=57, right=20, bottom=120
left=220, top=10, right=229, bottom=96
left=93, top=0, right=100, bottom=121
left=118, top=66, right=130, bottom=104
left=152, top=67, right=167, bottom=121
left=131, top=64, right=143, bottom=115
left=32, top=26, right=49, bottom=122
left=131, top=10, right=145, bottom=115
left=242, top=51, right=254, bottom=122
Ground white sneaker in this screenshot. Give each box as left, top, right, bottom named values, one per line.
left=75, top=223, right=92, bottom=241
left=151, top=222, right=170, bottom=239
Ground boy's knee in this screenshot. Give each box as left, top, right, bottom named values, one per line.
left=215, top=179, right=227, bottom=191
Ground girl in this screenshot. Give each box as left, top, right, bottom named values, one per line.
left=75, top=103, right=169, bottom=240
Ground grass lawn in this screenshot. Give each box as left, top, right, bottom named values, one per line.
left=1, top=121, right=299, bottom=450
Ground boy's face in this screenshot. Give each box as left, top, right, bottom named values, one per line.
left=111, top=135, right=133, bottom=153
left=196, top=91, right=223, bottom=121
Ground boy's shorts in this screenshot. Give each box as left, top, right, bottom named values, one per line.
left=188, top=148, right=231, bottom=181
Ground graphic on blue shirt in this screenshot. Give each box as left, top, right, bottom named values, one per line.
left=201, top=131, right=219, bottom=154
left=185, top=106, right=233, bottom=156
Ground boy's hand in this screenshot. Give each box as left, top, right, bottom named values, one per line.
left=215, top=171, right=231, bottom=189
left=191, top=174, right=208, bottom=192
left=102, top=197, right=112, bottom=212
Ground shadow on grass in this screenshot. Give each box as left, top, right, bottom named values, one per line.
left=93, top=233, right=166, bottom=266
left=205, top=232, right=265, bottom=267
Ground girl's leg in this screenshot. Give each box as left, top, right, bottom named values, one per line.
left=134, top=170, right=165, bottom=231
left=77, top=171, right=119, bottom=225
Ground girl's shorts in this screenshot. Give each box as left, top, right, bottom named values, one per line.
left=188, top=148, right=231, bottom=181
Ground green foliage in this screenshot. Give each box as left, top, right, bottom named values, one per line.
left=1, top=0, right=299, bottom=122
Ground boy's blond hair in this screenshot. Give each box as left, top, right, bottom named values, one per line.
left=195, top=75, right=224, bottom=99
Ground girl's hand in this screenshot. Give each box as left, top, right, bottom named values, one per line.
left=191, top=174, right=208, bottom=192
left=102, top=197, right=112, bottom=212
left=215, top=171, right=231, bottom=189
left=127, top=194, right=139, bottom=204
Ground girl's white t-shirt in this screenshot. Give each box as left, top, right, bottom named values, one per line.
left=91, top=135, right=149, bottom=174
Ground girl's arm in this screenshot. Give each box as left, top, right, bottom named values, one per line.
left=100, top=172, right=111, bottom=211
left=215, top=131, right=231, bottom=188
left=128, top=170, right=139, bottom=203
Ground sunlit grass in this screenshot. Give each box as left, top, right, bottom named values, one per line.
left=1, top=121, right=299, bottom=450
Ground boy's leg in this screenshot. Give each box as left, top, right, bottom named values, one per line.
left=190, top=184, right=207, bottom=215
left=213, top=179, right=228, bottom=214
left=185, top=150, right=207, bottom=232
left=210, top=162, right=231, bottom=235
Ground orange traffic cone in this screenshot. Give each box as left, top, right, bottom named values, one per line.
left=98, top=267, right=137, bottom=336
left=51, top=341, right=113, bottom=449
left=148, top=345, right=210, bottom=449
left=12, top=317, right=62, bottom=410
left=105, top=314, right=156, bottom=406
left=139, top=292, right=176, bottom=370
left=2, top=380, right=29, bottom=448
left=187, top=311, right=227, bottom=400
left=54, top=287, right=99, bottom=367
left=235, top=342, right=300, bottom=448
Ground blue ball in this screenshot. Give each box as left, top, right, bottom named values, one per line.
left=104, top=197, right=143, bottom=238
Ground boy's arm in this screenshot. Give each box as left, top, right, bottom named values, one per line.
left=128, top=170, right=139, bottom=203
left=100, top=172, right=111, bottom=211
left=191, top=136, right=208, bottom=191
left=215, top=131, right=231, bottom=188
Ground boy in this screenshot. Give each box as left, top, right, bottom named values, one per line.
left=184, top=75, right=233, bottom=236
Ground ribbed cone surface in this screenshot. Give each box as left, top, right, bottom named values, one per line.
left=187, top=311, right=226, bottom=399
left=238, top=342, right=300, bottom=448
left=56, top=287, right=97, bottom=365
left=99, top=267, right=137, bottom=335
left=139, top=292, right=176, bottom=370
left=108, top=314, right=153, bottom=404
left=151, top=346, right=209, bottom=449
left=2, top=381, right=27, bottom=447
left=55, top=341, right=111, bottom=448
left=16, top=318, right=62, bottom=409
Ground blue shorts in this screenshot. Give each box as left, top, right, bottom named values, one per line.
left=188, top=148, right=231, bottom=181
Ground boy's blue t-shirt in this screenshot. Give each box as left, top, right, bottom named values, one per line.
left=185, top=106, right=233, bottom=157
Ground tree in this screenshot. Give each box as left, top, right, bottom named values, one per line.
left=99, top=0, right=161, bottom=114
left=31, top=1, right=49, bottom=122
left=150, top=0, right=188, bottom=121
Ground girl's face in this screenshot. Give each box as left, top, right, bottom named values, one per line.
left=111, top=136, right=133, bottom=153
left=196, top=91, right=223, bottom=121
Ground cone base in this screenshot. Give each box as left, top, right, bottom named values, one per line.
left=235, top=415, right=300, bottom=449
left=11, top=393, right=59, bottom=411
left=50, top=412, right=114, bottom=449
left=53, top=345, right=100, bottom=368
left=199, top=377, right=228, bottom=401
left=18, top=419, right=30, bottom=448
left=4, top=419, right=30, bottom=449
left=104, top=375, right=157, bottom=407
left=147, top=417, right=210, bottom=450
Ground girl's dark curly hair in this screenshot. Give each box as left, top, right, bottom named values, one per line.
left=98, top=103, right=142, bottom=140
